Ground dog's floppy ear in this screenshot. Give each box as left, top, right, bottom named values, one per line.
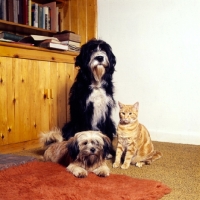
left=66, top=137, right=79, bottom=160
left=75, top=41, right=90, bottom=68
left=102, top=135, right=112, bottom=158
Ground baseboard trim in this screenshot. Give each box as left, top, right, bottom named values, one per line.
left=0, top=139, right=42, bottom=153
left=150, top=130, right=200, bottom=145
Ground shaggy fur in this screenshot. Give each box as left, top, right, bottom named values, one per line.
left=40, top=129, right=112, bottom=178
left=62, top=39, right=116, bottom=142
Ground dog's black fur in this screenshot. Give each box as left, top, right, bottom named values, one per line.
left=62, top=39, right=116, bottom=142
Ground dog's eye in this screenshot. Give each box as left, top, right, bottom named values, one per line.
left=83, top=142, right=88, bottom=145
left=91, top=140, right=96, bottom=145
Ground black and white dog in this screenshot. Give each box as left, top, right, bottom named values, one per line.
left=62, top=39, right=116, bottom=142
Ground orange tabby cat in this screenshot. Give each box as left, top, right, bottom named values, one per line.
left=113, top=102, right=162, bottom=169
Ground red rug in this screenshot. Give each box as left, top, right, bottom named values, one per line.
left=0, top=161, right=171, bottom=200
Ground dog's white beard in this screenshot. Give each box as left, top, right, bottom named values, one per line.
left=86, top=87, right=114, bottom=130
left=92, top=65, right=105, bottom=82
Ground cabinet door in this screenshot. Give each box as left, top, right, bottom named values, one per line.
left=0, top=57, right=75, bottom=146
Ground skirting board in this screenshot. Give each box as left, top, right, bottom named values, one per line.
left=150, top=130, right=200, bottom=145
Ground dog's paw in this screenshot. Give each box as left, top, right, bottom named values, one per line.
left=73, top=168, right=88, bottom=178
left=121, top=163, right=130, bottom=169
left=67, top=165, right=88, bottom=178
left=93, top=166, right=110, bottom=177
left=136, top=162, right=144, bottom=168
left=113, top=162, right=120, bottom=168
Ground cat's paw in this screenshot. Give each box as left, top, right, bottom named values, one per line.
left=113, top=162, right=120, bottom=168
left=121, top=163, right=130, bottom=169
left=136, top=162, right=144, bottom=168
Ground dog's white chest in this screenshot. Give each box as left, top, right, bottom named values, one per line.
left=86, top=87, right=113, bottom=130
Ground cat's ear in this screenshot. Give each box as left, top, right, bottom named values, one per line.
left=133, top=102, right=139, bottom=111
left=118, top=101, right=123, bottom=109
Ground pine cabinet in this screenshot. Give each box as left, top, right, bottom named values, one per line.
left=0, top=43, right=78, bottom=153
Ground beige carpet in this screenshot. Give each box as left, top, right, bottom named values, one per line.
left=15, top=140, right=200, bottom=200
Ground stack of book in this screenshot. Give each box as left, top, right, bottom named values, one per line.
left=53, top=31, right=81, bottom=52
left=20, top=35, right=69, bottom=51
left=0, top=0, right=60, bottom=32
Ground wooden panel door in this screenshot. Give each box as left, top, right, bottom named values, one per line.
left=0, top=57, right=75, bottom=149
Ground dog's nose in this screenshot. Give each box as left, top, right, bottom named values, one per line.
left=95, top=56, right=104, bottom=62
left=90, top=147, right=96, bottom=153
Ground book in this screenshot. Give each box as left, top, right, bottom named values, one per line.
left=39, top=40, right=68, bottom=51
left=0, top=0, right=2, bottom=20
left=53, top=31, right=81, bottom=42
left=28, top=0, right=31, bottom=26
left=43, top=2, right=57, bottom=31
left=38, top=6, right=43, bottom=29
left=23, top=0, right=28, bottom=25
left=60, top=40, right=81, bottom=47
left=60, top=40, right=81, bottom=51
left=0, top=31, right=24, bottom=42
left=31, top=3, right=38, bottom=27
left=18, top=0, right=23, bottom=24
left=2, top=0, right=6, bottom=20
left=43, top=6, right=48, bottom=29
left=13, top=0, right=19, bottom=23
left=6, top=0, right=14, bottom=22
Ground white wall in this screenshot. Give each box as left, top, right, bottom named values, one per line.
left=97, top=0, right=200, bottom=144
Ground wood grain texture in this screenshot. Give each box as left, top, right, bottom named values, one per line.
left=62, top=0, right=97, bottom=44
left=0, top=57, right=76, bottom=149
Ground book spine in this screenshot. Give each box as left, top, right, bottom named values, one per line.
left=38, top=6, right=43, bottom=29
left=31, top=4, right=35, bottom=26
left=48, top=7, right=51, bottom=30
left=32, top=3, right=38, bottom=28
left=2, top=0, right=6, bottom=20
left=43, top=6, right=48, bottom=30
left=13, top=0, right=19, bottom=23
left=0, top=0, right=2, bottom=20
left=28, top=0, right=31, bottom=26
left=18, top=0, right=23, bottom=24
left=0, top=32, right=24, bottom=41
left=7, top=0, right=14, bottom=22
left=56, top=7, right=59, bottom=32
left=34, top=3, right=38, bottom=27
left=23, top=0, right=28, bottom=25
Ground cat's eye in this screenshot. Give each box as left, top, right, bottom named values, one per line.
left=121, top=112, right=125, bottom=115
left=129, top=112, right=132, bottom=115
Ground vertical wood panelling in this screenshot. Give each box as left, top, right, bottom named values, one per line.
left=66, top=64, right=76, bottom=122
left=12, top=58, right=21, bottom=143
left=70, top=0, right=79, bottom=34
left=78, top=0, right=87, bottom=44
left=49, top=62, right=58, bottom=129
left=62, top=0, right=97, bottom=44
left=0, top=57, right=9, bottom=145
left=57, top=63, right=67, bottom=128
left=30, top=60, right=38, bottom=140
left=62, top=1, right=71, bottom=31
left=38, top=61, right=50, bottom=133
left=7, top=58, right=14, bottom=143
left=87, top=0, right=97, bottom=40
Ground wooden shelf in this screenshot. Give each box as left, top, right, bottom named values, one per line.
left=0, top=20, right=56, bottom=37
left=0, top=41, right=78, bottom=63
